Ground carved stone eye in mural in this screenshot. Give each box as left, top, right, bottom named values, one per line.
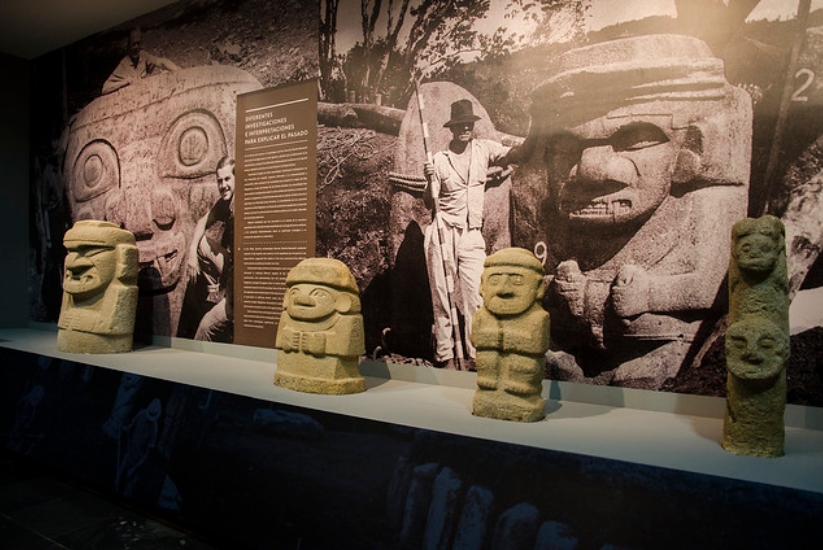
left=159, top=111, right=226, bottom=179
left=178, top=127, right=210, bottom=167
left=71, top=140, right=120, bottom=203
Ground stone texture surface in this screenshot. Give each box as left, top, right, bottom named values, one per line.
left=58, top=220, right=139, bottom=354
left=472, top=248, right=550, bottom=422
left=491, top=502, right=541, bottom=550
left=422, top=467, right=464, bottom=550
left=534, top=520, right=579, bottom=550
left=510, top=34, right=752, bottom=388
left=723, top=215, right=789, bottom=457
left=399, top=462, right=440, bottom=549
left=274, top=258, right=366, bottom=394
left=452, top=485, right=495, bottom=550
left=63, top=66, right=261, bottom=336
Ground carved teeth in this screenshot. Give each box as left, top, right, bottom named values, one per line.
left=567, top=199, right=631, bottom=217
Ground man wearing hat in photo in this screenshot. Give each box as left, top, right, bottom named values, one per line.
left=423, top=99, right=522, bottom=369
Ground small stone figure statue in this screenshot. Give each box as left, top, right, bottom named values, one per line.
left=472, top=248, right=550, bottom=422
left=723, top=215, right=789, bottom=457
left=58, top=220, right=139, bottom=353
left=274, top=258, right=366, bottom=394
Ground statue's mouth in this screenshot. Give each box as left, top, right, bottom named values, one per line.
left=560, top=180, right=635, bottom=222
left=563, top=196, right=633, bottom=218
left=137, top=231, right=186, bottom=291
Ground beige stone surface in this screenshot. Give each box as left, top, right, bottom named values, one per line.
left=62, top=66, right=261, bottom=336
left=58, top=220, right=139, bottom=354
left=471, top=248, right=550, bottom=422
left=723, top=216, right=789, bottom=457
left=274, top=258, right=366, bottom=395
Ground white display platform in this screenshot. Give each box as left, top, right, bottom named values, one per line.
left=2, top=326, right=822, bottom=494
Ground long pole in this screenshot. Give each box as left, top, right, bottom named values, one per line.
left=415, top=81, right=465, bottom=364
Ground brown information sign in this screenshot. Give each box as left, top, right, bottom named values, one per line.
left=234, top=79, right=317, bottom=348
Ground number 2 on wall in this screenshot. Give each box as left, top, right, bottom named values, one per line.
left=792, top=68, right=814, bottom=102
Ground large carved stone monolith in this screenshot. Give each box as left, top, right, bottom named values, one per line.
left=58, top=220, right=139, bottom=353
left=63, top=66, right=261, bottom=336
left=512, top=34, right=752, bottom=388
left=723, top=215, right=789, bottom=457
left=274, top=258, right=366, bottom=394
left=472, top=248, right=550, bottom=422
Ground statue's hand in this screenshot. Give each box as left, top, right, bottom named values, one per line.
left=555, top=260, right=586, bottom=317
left=302, top=332, right=327, bottom=356
left=278, top=327, right=299, bottom=352
left=612, top=264, right=650, bottom=318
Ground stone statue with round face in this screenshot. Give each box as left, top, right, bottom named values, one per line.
left=274, top=258, right=366, bottom=394
left=722, top=317, right=788, bottom=457
left=472, top=248, right=550, bottom=422
left=729, top=215, right=789, bottom=333
left=58, top=220, right=139, bottom=353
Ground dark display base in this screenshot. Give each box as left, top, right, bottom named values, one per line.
left=1, top=328, right=822, bottom=549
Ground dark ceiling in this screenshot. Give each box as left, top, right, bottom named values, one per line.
left=0, top=0, right=177, bottom=59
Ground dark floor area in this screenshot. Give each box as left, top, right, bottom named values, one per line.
left=0, top=448, right=217, bottom=549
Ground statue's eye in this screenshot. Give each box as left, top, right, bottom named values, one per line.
left=759, top=337, right=775, bottom=350
left=510, top=275, right=524, bottom=285
left=71, top=140, right=120, bottom=201
left=611, top=122, right=669, bottom=152
left=488, top=275, right=502, bottom=286
left=310, top=289, right=330, bottom=300
left=158, top=111, right=227, bottom=180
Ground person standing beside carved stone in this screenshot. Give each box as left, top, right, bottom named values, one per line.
left=423, top=99, right=521, bottom=370
left=102, top=27, right=180, bottom=95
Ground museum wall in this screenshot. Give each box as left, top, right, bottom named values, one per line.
left=0, top=53, right=30, bottom=329
left=21, top=0, right=823, bottom=402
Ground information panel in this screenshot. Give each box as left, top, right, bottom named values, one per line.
left=234, top=80, right=317, bottom=348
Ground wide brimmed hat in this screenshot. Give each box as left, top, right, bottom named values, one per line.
left=444, top=99, right=481, bottom=127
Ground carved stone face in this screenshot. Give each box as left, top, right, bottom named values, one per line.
left=481, top=266, right=542, bottom=317
left=286, top=284, right=338, bottom=322
left=62, top=66, right=261, bottom=334
left=733, top=225, right=781, bottom=275
left=545, top=115, right=677, bottom=230
left=63, top=244, right=117, bottom=302
left=726, top=318, right=788, bottom=381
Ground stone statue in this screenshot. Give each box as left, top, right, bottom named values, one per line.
left=472, top=248, right=550, bottom=422
left=58, top=220, right=139, bottom=353
left=63, top=66, right=261, bottom=336
left=728, top=215, right=789, bottom=333
left=723, top=215, right=789, bottom=457
left=511, top=34, right=752, bottom=388
left=274, top=258, right=366, bottom=394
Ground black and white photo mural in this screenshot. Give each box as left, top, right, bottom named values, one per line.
left=316, top=0, right=823, bottom=401
left=29, top=0, right=319, bottom=342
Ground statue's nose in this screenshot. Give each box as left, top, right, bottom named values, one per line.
left=574, top=146, right=636, bottom=185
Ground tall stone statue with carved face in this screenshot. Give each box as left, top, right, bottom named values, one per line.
left=58, top=220, right=139, bottom=353
left=512, top=34, right=752, bottom=388
left=723, top=215, right=789, bottom=457
left=274, top=258, right=366, bottom=395
left=472, top=248, right=550, bottom=422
